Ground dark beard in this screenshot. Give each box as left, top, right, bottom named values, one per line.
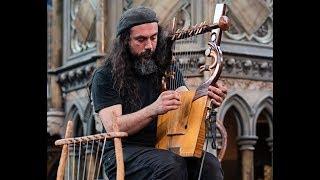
left=133, top=50, right=158, bottom=76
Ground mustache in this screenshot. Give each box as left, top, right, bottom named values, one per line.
left=139, top=49, right=153, bottom=59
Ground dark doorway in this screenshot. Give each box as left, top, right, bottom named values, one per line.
left=254, top=111, right=272, bottom=180
left=221, top=107, right=242, bottom=180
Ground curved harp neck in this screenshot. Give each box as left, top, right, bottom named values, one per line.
left=162, top=4, right=230, bottom=95
left=193, top=3, right=229, bottom=101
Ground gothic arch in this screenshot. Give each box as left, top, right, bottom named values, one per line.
left=67, top=98, right=85, bottom=122
left=65, top=104, right=84, bottom=137
left=83, top=102, right=95, bottom=135
left=252, top=94, right=273, bottom=179
left=217, top=91, right=253, bottom=136
left=252, top=94, right=273, bottom=138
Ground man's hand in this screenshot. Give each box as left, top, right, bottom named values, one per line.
left=149, top=90, right=182, bottom=116
left=208, top=83, right=227, bottom=107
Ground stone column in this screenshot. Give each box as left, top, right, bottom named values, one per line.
left=95, top=0, right=107, bottom=67
left=106, top=0, right=123, bottom=46
left=47, top=0, right=65, bottom=136
left=266, top=136, right=273, bottom=179
left=237, top=136, right=258, bottom=180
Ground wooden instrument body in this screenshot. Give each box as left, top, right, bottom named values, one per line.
left=156, top=91, right=209, bottom=158
left=156, top=3, right=229, bottom=159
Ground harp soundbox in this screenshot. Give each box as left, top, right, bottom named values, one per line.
left=156, top=3, right=230, bottom=159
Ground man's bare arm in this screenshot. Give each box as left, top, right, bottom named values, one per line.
left=99, top=104, right=154, bottom=135
left=98, top=90, right=182, bottom=135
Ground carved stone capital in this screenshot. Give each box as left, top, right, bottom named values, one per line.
left=57, top=63, right=96, bottom=93
left=47, top=108, right=65, bottom=136
left=222, top=55, right=273, bottom=81
left=237, top=135, right=258, bottom=150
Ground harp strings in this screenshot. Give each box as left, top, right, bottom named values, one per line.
left=169, top=21, right=205, bottom=90
left=65, top=137, right=108, bottom=180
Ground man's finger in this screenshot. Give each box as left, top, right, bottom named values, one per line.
left=208, top=86, right=225, bottom=97
left=163, top=93, right=181, bottom=101
left=164, top=99, right=182, bottom=106
left=208, top=91, right=223, bottom=103
left=213, top=83, right=228, bottom=94
left=166, top=105, right=180, bottom=112
left=211, top=99, right=221, bottom=107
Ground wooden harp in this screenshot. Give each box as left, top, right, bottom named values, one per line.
left=156, top=3, right=229, bottom=159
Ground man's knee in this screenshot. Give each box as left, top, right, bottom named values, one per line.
left=154, top=150, right=188, bottom=179
left=168, top=152, right=187, bottom=172
left=205, top=153, right=222, bottom=170
left=203, top=153, right=224, bottom=179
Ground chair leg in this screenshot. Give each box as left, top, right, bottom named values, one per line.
left=56, top=121, right=73, bottom=180
left=114, top=137, right=124, bottom=180
left=112, top=114, right=125, bottom=180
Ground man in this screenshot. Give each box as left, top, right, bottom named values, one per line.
left=91, top=6, right=227, bottom=180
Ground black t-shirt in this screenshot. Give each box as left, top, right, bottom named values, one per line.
left=91, top=62, right=185, bottom=147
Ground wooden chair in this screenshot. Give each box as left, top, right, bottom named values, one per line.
left=54, top=119, right=226, bottom=180
left=54, top=115, right=127, bottom=180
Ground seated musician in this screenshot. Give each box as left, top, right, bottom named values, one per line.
left=91, top=6, right=227, bottom=180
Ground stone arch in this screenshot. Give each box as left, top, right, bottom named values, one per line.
left=64, top=104, right=84, bottom=137
left=252, top=94, right=273, bottom=180
left=68, top=98, right=85, bottom=122
left=252, top=94, right=273, bottom=138
left=83, top=102, right=96, bottom=135
left=218, top=92, right=252, bottom=180
left=217, top=91, right=253, bottom=136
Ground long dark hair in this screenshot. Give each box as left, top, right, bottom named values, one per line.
left=105, top=25, right=173, bottom=112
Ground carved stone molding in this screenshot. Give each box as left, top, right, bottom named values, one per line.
left=170, top=52, right=273, bottom=90
left=221, top=55, right=273, bottom=81
left=57, top=63, right=96, bottom=93
left=219, top=78, right=273, bottom=92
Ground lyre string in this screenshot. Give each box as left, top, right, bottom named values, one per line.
left=92, top=139, right=101, bottom=179
left=175, top=36, right=177, bottom=89
left=82, top=140, right=89, bottom=180
left=171, top=17, right=176, bottom=90
left=186, top=27, right=190, bottom=80
left=184, top=25, right=190, bottom=87
left=67, top=144, right=70, bottom=180
left=87, top=140, right=95, bottom=180
left=186, top=24, right=191, bottom=86
left=173, top=18, right=177, bottom=90
left=73, top=142, right=76, bottom=180
left=77, top=140, right=82, bottom=180
left=96, top=135, right=108, bottom=180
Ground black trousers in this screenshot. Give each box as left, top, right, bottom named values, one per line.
left=103, top=145, right=224, bottom=180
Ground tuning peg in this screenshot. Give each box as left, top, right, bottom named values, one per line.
left=218, top=16, right=230, bottom=31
